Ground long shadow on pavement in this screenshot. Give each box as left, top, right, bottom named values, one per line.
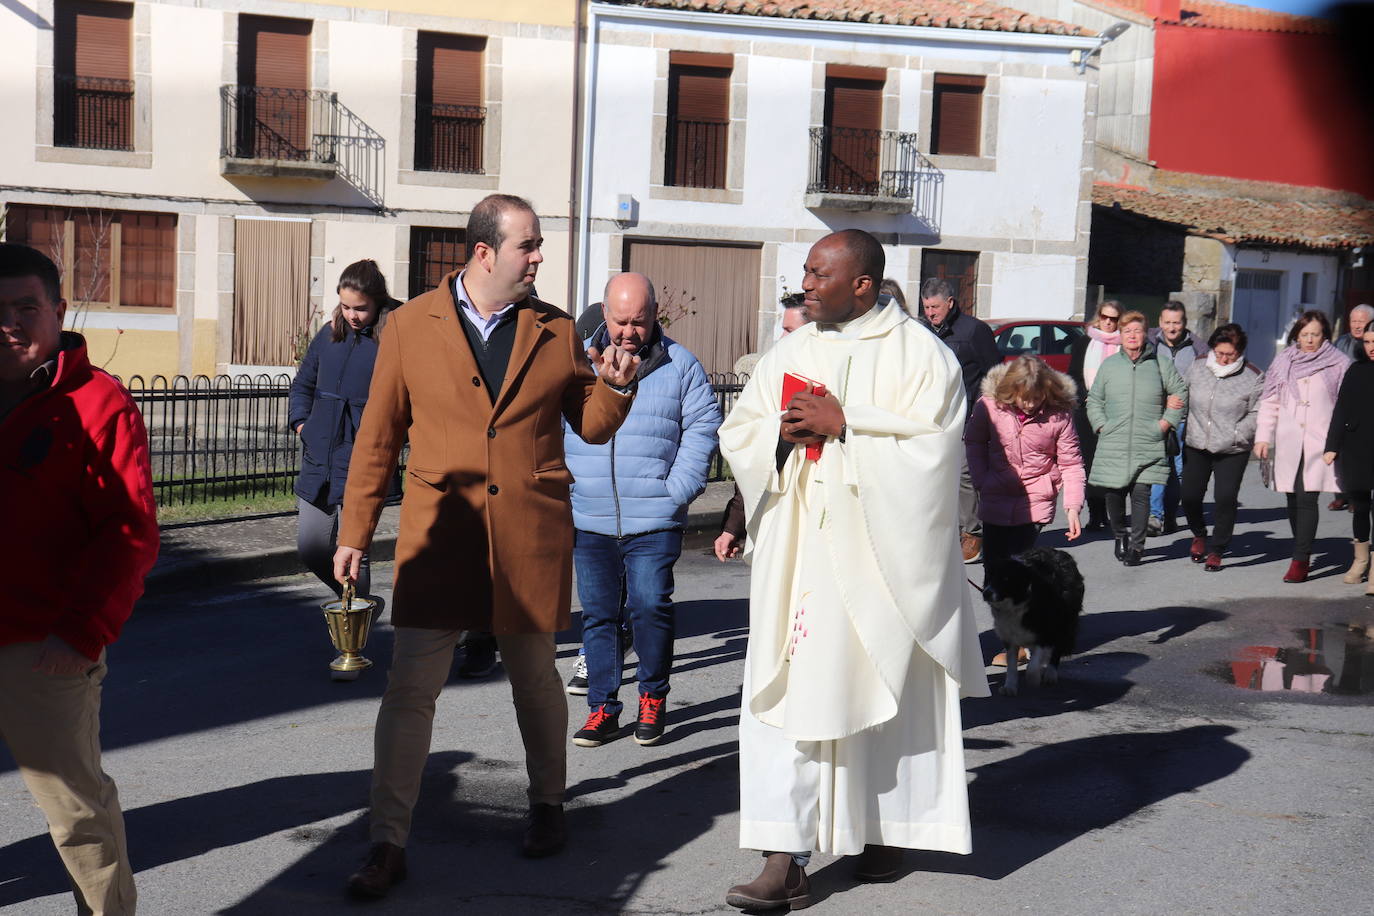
left=216, top=741, right=741, bottom=914
left=810, top=724, right=1250, bottom=897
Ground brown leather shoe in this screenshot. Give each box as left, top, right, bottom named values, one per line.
left=346, top=842, right=406, bottom=900
left=853, top=843, right=904, bottom=882
left=960, top=532, right=983, bottom=564
left=522, top=802, right=566, bottom=858
left=726, top=852, right=813, bottom=910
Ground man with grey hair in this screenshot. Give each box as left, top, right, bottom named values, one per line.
left=564, top=272, right=722, bottom=747
left=917, top=276, right=1001, bottom=562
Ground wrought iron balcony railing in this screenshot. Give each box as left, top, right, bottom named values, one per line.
left=219, top=85, right=386, bottom=207
left=54, top=74, right=134, bottom=151
left=808, top=127, right=921, bottom=198
left=416, top=103, right=486, bottom=174
left=666, top=118, right=728, bottom=189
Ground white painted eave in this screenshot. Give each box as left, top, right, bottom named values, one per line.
left=589, top=2, right=1102, bottom=51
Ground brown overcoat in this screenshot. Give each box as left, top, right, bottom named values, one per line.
left=338, top=274, right=632, bottom=633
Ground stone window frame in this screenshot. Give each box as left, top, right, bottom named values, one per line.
left=397, top=29, right=502, bottom=191
left=918, top=64, right=999, bottom=173
left=808, top=56, right=902, bottom=160
left=35, top=0, right=153, bottom=169
left=649, top=50, right=746, bottom=205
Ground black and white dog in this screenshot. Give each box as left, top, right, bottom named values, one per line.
left=981, top=547, right=1085, bottom=696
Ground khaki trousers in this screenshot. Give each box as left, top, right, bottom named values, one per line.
left=0, top=642, right=135, bottom=916
left=369, top=628, right=567, bottom=847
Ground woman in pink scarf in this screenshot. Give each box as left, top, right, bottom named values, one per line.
left=1068, top=301, right=1123, bottom=530
left=1255, top=310, right=1352, bottom=583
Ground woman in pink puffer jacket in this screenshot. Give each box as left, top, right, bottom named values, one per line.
left=966, top=355, right=1086, bottom=563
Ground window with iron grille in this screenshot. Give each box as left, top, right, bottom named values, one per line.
left=666, top=52, right=731, bottom=189
left=416, top=33, right=486, bottom=174
left=5, top=204, right=176, bottom=310
left=54, top=0, right=134, bottom=151
left=931, top=74, right=985, bottom=157
left=921, top=249, right=980, bottom=317
left=409, top=227, right=467, bottom=298
left=820, top=65, right=885, bottom=196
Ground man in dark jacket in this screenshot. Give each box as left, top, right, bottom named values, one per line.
left=917, top=277, right=1001, bottom=562
left=0, top=244, right=159, bottom=916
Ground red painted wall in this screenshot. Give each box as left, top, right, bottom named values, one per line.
left=1149, top=23, right=1374, bottom=198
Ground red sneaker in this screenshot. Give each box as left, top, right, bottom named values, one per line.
left=1205, top=552, right=1222, bottom=572
left=1190, top=536, right=1207, bottom=563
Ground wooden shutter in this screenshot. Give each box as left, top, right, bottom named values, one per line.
left=417, top=33, right=485, bottom=172
left=54, top=1, right=133, bottom=150
left=237, top=16, right=311, bottom=158
left=666, top=56, right=730, bottom=188
left=409, top=227, right=467, bottom=297
left=932, top=74, right=985, bottom=157
left=119, top=212, right=176, bottom=309
left=823, top=73, right=883, bottom=193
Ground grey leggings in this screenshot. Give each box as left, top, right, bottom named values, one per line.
left=297, top=497, right=370, bottom=597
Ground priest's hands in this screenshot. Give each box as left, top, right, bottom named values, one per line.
left=782, top=390, right=845, bottom=442
left=588, top=344, right=641, bottom=388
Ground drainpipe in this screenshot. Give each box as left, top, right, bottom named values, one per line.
left=573, top=3, right=601, bottom=317
left=567, top=0, right=587, bottom=311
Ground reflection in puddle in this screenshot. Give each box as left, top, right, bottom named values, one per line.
left=1226, top=625, right=1374, bottom=696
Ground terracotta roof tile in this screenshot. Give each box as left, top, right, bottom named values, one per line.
left=603, top=1, right=1092, bottom=36
left=1086, top=0, right=1332, bottom=35
left=1093, top=182, right=1374, bottom=250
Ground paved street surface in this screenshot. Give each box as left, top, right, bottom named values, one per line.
left=3, top=473, right=1372, bottom=914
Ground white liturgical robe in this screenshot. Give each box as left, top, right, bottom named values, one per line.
left=719, top=301, right=990, bottom=856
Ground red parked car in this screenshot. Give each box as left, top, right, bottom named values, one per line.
left=986, top=318, right=1086, bottom=372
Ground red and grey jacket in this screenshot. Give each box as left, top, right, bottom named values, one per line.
left=0, top=332, right=159, bottom=660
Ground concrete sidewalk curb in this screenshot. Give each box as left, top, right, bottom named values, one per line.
left=144, top=483, right=734, bottom=596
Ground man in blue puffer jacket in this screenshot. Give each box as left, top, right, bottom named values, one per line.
left=565, top=272, right=722, bottom=748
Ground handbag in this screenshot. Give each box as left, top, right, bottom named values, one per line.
left=1164, top=426, right=1181, bottom=458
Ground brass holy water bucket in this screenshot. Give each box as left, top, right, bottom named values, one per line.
left=322, top=580, right=374, bottom=680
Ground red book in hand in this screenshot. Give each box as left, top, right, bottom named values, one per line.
left=782, top=372, right=827, bottom=462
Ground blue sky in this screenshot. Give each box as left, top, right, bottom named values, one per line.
left=1235, top=0, right=1352, bottom=15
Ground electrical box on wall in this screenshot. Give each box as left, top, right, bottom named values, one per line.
left=615, top=194, right=637, bottom=226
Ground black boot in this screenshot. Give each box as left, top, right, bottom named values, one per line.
left=1114, top=536, right=1128, bottom=561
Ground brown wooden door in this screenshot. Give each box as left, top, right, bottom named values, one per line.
left=624, top=240, right=761, bottom=375
left=237, top=16, right=311, bottom=159
left=921, top=249, right=980, bottom=317
left=823, top=66, right=883, bottom=194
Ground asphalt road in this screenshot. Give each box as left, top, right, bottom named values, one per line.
left=3, top=473, right=1372, bottom=915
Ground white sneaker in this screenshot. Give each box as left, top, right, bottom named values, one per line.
left=566, top=653, right=589, bottom=695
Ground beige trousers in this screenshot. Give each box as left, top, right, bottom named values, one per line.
left=369, top=628, right=567, bottom=847
left=0, top=642, right=135, bottom=916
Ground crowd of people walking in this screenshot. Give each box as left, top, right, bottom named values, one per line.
left=3, top=200, right=1370, bottom=915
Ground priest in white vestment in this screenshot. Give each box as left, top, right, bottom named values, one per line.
left=719, top=230, right=989, bottom=911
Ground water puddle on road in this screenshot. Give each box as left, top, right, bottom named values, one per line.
left=1217, top=624, right=1374, bottom=697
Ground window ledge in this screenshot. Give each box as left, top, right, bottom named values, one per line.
left=398, top=169, right=500, bottom=191
left=37, top=146, right=151, bottom=169
left=925, top=154, right=995, bottom=172
left=649, top=185, right=742, bottom=205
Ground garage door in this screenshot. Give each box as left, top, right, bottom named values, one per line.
left=624, top=239, right=761, bottom=375
left=1233, top=269, right=1283, bottom=371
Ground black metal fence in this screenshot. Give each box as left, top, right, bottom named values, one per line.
left=125, top=373, right=751, bottom=511
left=416, top=103, right=486, bottom=173
left=807, top=126, right=920, bottom=198
left=706, top=372, right=748, bottom=482
left=54, top=74, right=134, bottom=151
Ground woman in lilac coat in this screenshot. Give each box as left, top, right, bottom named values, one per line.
left=1254, top=310, right=1352, bottom=583
left=966, top=355, right=1086, bottom=562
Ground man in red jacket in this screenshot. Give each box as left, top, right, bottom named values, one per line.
left=0, top=243, right=158, bottom=916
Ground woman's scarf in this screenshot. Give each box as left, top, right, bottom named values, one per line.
left=1260, top=340, right=1350, bottom=406
left=1082, top=326, right=1121, bottom=388
left=1207, top=350, right=1246, bottom=379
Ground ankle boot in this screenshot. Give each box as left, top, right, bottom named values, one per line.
left=1114, top=536, right=1128, bottom=561
left=1343, top=540, right=1370, bottom=584
left=726, top=853, right=814, bottom=910
left=1283, top=559, right=1310, bottom=583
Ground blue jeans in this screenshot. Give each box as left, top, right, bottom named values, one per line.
left=1150, top=419, right=1185, bottom=521
left=573, top=528, right=682, bottom=717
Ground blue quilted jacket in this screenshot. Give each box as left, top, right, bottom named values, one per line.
left=564, top=326, right=722, bottom=536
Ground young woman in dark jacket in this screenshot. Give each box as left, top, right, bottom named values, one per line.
left=288, top=259, right=400, bottom=599
left=1324, top=326, right=1374, bottom=593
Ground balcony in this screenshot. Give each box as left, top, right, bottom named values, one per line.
left=415, top=103, right=485, bottom=174
left=666, top=118, right=728, bottom=190
left=805, top=127, right=936, bottom=217
left=220, top=86, right=386, bottom=207
left=54, top=74, right=134, bottom=151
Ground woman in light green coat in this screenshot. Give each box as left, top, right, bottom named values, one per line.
left=1086, top=311, right=1188, bottom=566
